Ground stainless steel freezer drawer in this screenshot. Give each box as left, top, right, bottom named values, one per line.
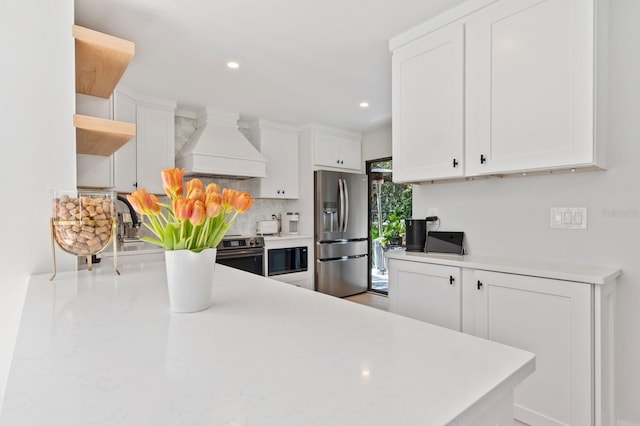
left=315, top=255, right=368, bottom=297
left=315, top=240, right=368, bottom=259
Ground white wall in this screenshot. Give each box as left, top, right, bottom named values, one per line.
left=411, top=1, right=639, bottom=423
left=0, top=0, right=76, bottom=409
left=362, top=125, right=392, bottom=162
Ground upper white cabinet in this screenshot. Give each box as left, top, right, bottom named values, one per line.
left=302, top=124, right=362, bottom=172
left=247, top=120, right=299, bottom=199
left=113, top=88, right=176, bottom=195
left=465, top=0, right=603, bottom=175
left=388, top=260, right=461, bottom=331
left=390, top=0, right=607, bottom=182
left=392, top=23, right=464, bottom=182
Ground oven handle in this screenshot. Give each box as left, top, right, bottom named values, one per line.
left=216, top=249, right=264, bottom=259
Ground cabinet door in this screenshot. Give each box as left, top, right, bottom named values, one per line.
left=471, top=270, right=592, bottom=426
left=338, top=137, right=362, bottom=171
left=261, top=130, right=299, bottom=199
left=465, top=0, right=595, bottom=175
left=388, top=260, right=461, bottom=331
left=113, top=92, right=138, bottom=193
left=313, top=132, right=361, bottom=171
left=392, top=23, right=464, bottom=183
left=136, top=105, right=175, bottom=195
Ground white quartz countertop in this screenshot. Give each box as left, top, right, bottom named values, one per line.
left=386, top=251, right=621, bottom=285
left=1, top=262, right=534, bottom=425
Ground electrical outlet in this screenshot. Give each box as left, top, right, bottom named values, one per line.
left=427, top=208, right=438, bottom=217
left=550, top=207, right=587, bottom=230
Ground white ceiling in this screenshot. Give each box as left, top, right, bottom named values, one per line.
left=75, top=0, right=466, bottom=132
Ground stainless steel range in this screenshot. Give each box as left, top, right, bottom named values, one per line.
left=215, top=236, right=265, bottom=276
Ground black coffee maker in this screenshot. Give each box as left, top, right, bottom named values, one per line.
left=405, top=216, right=438, bottom=252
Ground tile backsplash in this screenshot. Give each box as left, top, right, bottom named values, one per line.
left=131, top=178, right=287, bottom=238
left=199, top=177, right=288, bottom=236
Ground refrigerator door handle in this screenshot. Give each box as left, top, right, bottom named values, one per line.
left=343, top=178, right=349, bottom=232
left=338, top=178, right=345, bottom=232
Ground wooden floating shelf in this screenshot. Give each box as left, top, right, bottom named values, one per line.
left=73, top=25, right=135, bottom=98
left=74, top=114, right=136, bottom=156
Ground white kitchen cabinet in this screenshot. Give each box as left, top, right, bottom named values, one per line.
left=388, top=260, right=461, bottom=331
left=247, top=120, right=299, bottom=199
left=391, top=23, right=464, bottom=183
left=387, top=253, right=617, bottom=426
left=465, top=0, right=604, bottom=175
left=468, top=270, right=591, bottom=425
left=302, top=124, right=362, bottom=172
left=389, top=0, right=607, bottom=182
left=113, top=88, right=176, bottom=194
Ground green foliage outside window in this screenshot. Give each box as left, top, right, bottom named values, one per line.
left=370, top=160, right=412, bottom=244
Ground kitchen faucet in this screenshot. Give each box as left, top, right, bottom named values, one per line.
left=272, top=214, right=281, bottom=237
left=117, top=195, right=141, bottom=242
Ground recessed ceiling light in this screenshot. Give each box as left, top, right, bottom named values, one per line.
left=227, top=62, right=239, bottom=69
left=359, top=102, right=369, bottom=108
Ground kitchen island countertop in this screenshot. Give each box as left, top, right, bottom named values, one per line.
left=1, top=261, right=534, bottom=425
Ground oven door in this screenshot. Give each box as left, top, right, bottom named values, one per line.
left=216, top=249, right=264, bottom=276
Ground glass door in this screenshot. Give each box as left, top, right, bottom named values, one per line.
left=367, top=158, right=412, bottom=294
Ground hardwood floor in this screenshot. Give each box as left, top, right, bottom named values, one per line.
left=344, top=291, right=388, bottom=311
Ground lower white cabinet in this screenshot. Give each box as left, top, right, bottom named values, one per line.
left=388, top=258, right=617, bottom=426
left=388, top=261, right=461, bottom=330
left=467, top=270, right=592, bottom=425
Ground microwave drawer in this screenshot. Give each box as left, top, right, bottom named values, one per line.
left=267, top=246, right=308, bottom=276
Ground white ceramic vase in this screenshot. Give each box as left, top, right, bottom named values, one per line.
left=164, top=248, right=217, bottom=313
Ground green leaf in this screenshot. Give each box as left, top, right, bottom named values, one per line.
left=140, top=236, right=164, bottom=248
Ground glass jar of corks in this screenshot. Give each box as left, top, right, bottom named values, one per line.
left=50, top=190, right=119, bottom=279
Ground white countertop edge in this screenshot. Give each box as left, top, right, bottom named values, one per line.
left=386, top=251, right=621, bottom=285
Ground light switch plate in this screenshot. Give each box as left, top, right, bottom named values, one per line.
left=550, top=207, right=588, bottom=230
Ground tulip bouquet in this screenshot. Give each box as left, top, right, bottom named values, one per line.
left=126, top=168, right=254, bottom=252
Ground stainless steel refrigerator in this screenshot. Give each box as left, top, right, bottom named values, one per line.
left=314, top=170, right=368, bottom=297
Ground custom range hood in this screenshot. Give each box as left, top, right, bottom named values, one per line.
left=176, top=108, right=267, bottom=179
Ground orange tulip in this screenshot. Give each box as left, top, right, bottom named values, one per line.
left=127, top=189, right=161, bottom=216
left=205, top=183, right=220, bottom=196
left=186, top=178, right=203, bottom=196
left=187, top=187, right=206, bottom=204
left=162, top=168, right=184, bottom=200
left=173, top=197, right=194, bottom=222
left=205, top=193, right=222, bottom=218
left=190, top=200, right=206, bottom=226
left=221, top=188, right=238, bottom=209
left=232, top=192, right=254, bottom=213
